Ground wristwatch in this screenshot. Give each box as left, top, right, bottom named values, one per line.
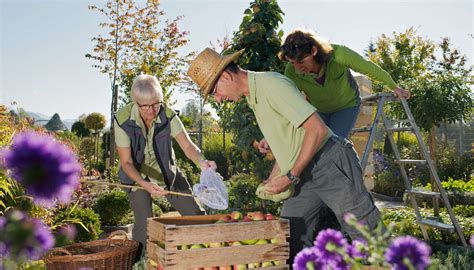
left=286, top=170, right=301, bottom=185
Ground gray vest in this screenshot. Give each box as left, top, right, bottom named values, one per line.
left=115, top=103, right=182, bottom=188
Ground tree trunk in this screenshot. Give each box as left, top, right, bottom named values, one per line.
left=109, top=0, right=120, bottom=168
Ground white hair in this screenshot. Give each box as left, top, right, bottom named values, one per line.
left=131, top=74, right=163, bottom=103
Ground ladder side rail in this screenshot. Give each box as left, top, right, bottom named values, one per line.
left=400, top=98, right=467, bottom=246
left=380, top=110, right=430, bottom=241
left=360, top=97, right=385, bottom=173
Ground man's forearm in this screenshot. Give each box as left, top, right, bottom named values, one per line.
left=291, top=121, right=328, bottom=176
left=268, top=161, right=281, bottom=180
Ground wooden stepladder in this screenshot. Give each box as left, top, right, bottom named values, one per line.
left=352, top=92, right=467, bottom=247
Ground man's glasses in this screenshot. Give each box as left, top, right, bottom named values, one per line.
left=137, top=102, right=161, bottom=111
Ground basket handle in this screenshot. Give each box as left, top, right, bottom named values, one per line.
left=107, top=230, right=128, bottom=245
left=44, top=247, right=72, bottom=262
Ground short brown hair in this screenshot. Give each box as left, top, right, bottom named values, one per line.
left=279, top=29, right=334, bottom=64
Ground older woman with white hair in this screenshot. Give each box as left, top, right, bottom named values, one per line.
left=114, top=74, right=216, bottom=256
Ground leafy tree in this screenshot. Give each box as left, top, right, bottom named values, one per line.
left=84, top=113, right=106, bottom=133
left=211, top=0, right=285, bottom=179
left=367, top=28, right=472, bottom=133
left=71, top=121, right=90, bottom=137
left=181, top=100, right=214, bottom=134
left=367, top=28, right=473, bottom=182
left=44, top=113, right=66, bottom=132
left=87, top=0, right=190, bottom=165
left=84, top=112, right=106, bottom=171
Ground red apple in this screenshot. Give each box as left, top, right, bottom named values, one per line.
left=216, top=215, right=231, bottom=223
left=233, top=264, right=247, bottom=270
left=265, top=213, right=275, bottom=220
left=243, top=216, right=252, bottom=222
left=250, top=211, right=265, bottom=221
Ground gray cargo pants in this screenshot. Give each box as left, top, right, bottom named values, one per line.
left=127, top=175, right=204, bottom=257
left=281, top=135, right=382, bottom=265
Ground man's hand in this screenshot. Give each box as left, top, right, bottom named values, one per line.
left=141, top=182, right=168, bottom=197
left=257, top=138, right=271, bottom=154
left=198, top=159, right=217, bottom=170
left=265, top=175, right=292, bottom=194
left=393, top=87, right=411, bottom=99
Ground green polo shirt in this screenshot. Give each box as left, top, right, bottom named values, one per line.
left=114, top=103, right=185, bottom=185
left=246, top=71, right=333, bottom=176
left=284, top=44, right=398, bottom=113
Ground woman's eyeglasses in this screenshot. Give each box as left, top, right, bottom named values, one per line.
left=137, top=102, right=161, bottom=111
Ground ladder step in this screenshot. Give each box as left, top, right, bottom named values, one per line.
left=387, top=127, right=413, bottom=132
left=406, top=189, right=440, bottom=197
left=419, top=219, right=454, bottom=231
left=352, top=127, right=372, bottom=132
left=395, top=159, right=427, bottom=165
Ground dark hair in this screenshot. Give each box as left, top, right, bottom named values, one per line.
left=224, top=62, right=240, bottom=74
left=279, top=29, right=334, bottom=64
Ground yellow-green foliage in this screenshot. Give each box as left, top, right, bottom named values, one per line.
left=382, top=207, right=473, bottom=245
left=426, top=177, right=474, bottom=193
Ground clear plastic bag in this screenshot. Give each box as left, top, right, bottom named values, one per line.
left=193, top=169, right=228, bottom=210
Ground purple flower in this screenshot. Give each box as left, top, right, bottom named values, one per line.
left=385, top=236, right=431, bottom=270
left=346, top=238, right=368, bottom=260
left=314, top=229, right=349, bottom=269
left=470, top=235, right=474, bottom=247
left=293, top=247, right=322, bottom=270
left=1, top=131, right=81, bottom=207
left=0, top=210, right=54, bottom=261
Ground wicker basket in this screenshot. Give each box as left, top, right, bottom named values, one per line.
left=44, top=230, right=139, bottom=270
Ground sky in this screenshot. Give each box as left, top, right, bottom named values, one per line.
left=1, top=0, right=472, bottom=122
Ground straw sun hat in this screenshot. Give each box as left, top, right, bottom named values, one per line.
left=187, top=48, right=244, bottom=101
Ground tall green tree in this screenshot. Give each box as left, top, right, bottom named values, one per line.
left=367, top=28, right=472, bottom=132
left=212, top=0, right=285, bottom=179
left=367, top=28, right=473, bottom=173
left=71, top=121, right=90, bottom=137
left=44, top=113, right=66, bottom=132
left=85, top=113, right=107, bottom=171
left=86, top=0, right=191, bottom=166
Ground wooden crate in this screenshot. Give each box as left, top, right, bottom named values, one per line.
left=146, top=214, right=290, bottom=270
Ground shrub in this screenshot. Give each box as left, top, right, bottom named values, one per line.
left=177, top=159, right=199, bottom=186
left=153, top=196, right=173, bottom=213
left=452, top=205, right=474, bottom=218
left=429, top=244, right=474, bottom=269
left=226, top=173, right=282, bottom=216
left=92, top=188, right=131, bottom=226
left=203, top=133, right=233, bottom=179
left=53, top=204, right=102, bottom=242
left=382, top=207, right=473, bottom=245
left=426, top=177, right=474, bottom=192
left=372, top=149, right=407, bottom=197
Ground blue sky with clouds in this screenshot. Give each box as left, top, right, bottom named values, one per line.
left=1, top=0, right=472, bottom=121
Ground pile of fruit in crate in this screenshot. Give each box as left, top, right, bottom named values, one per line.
left=170, top=211, right=283, bottom=269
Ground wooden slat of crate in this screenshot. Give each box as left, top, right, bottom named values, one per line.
left=147, top=263, right=288, bottom=270
left=148, top=215, right=289, bottom=249
left=148, top=241, right=289, bottom=270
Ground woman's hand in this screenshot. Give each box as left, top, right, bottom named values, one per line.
left=393, top=87, right=411, bottom=99
left=141, top=181, right=168, bottom=197
left=199, top=159, right=217, bottom=170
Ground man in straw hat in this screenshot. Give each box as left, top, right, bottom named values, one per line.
left=188, top=48, right=383, bottom=265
